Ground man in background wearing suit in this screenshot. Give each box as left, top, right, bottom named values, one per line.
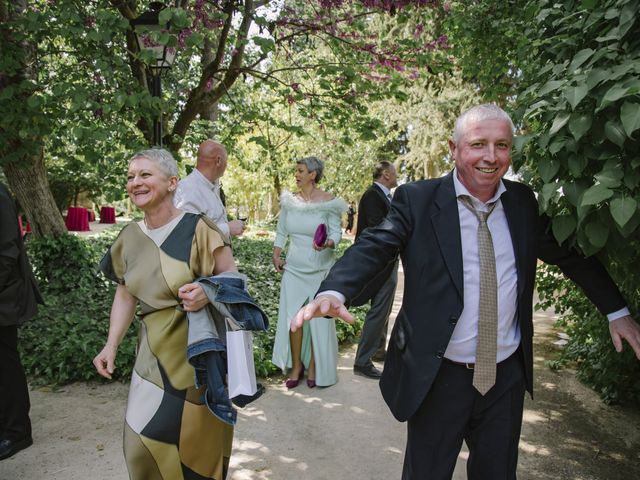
left=294, top=104, right=640, bottom=479
left=0, top=182, right=43, bottom=460
left=353, top=161, right=398, bottom=379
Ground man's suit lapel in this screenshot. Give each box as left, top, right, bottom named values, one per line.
left=372, top=183, right=390, bottom=205
left=431, top=173, right=464, bottom=299
left=501, top=185, right=528, bottom=300
left=429, top=175, right=529, bottom=302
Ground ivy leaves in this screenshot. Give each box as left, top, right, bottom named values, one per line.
left=620, top=101, right=640, bottom=136
left=610, top=196, right=638, bottom=227
left=517, top=0, right=640, bottom=254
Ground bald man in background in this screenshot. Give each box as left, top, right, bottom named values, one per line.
left=174, top=140, right=245, bottom=240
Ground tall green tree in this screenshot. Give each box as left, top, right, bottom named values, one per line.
left=1, top=0, right=449, bottom=236
left=366, top=72, right=481, bottom=180
left=0, top=0, right=67, bottom=235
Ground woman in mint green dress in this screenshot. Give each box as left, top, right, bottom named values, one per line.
left=272, top=157, right=347, bottom=388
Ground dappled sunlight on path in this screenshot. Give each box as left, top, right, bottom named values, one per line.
left=517, top=305, right=640, bottom=480
left=1, top=268, right=638, bottom=479
left=229, top=347, right=408, bottom=479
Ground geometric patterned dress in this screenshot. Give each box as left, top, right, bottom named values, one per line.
left=100, top=213, right=233, bottom=480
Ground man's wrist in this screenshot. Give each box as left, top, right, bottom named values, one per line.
left=316, top=290, right=346, bottom=304
left=607, top=307, right=631, bottom=322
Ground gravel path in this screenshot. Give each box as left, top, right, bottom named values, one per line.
left=1, top=268, right=639, bottom=480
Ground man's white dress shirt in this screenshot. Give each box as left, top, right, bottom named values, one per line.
left=174, top=169, right=229, bottom=239
left=447, top=171, right=519, bottom=363
left=374, top=181, right=392, bottom=201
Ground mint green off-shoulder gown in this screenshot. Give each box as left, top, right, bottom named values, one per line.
left=271, top=192, right=348, bottom=387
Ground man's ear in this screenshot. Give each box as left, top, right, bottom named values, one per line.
left=448, top=139, right=456, bottom=157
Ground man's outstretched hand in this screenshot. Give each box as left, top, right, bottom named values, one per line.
left=609, top=315, right=640, bottom=360
left=291, top=294, right=354, bottom=332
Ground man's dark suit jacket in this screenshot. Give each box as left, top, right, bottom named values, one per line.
left=355, top=183, right=390, bottom=239
left=0, top=183, right=42, bottom=326
left=320, top=172, right=626, bottom=422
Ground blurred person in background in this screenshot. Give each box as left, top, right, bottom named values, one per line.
left=174, top=140, right=245, bottom=241
left=0, top=182, right=42, bottom=461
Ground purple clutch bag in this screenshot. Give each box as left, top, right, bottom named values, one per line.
left=313, top=223, right=327, bottom=246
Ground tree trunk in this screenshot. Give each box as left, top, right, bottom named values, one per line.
left=1, top=0, right=66, bottom=237
left=203, top=103, right=219, bottom=138
left=271, top=166, right=281, bottom=217
left=201, top=38, right=220, bottom=139
left=2, top=149, right=67, bottom=237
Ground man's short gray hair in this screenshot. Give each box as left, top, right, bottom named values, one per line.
left=128, top=148, right=179, bottom=178
left=452, top=104, right=515, bottom=144
left=373, top=160, right=394, bottom=180
left=297, top=156, right=325, bottom=184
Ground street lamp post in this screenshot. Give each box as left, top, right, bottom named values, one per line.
left=130, top=2, right=176, bottom=147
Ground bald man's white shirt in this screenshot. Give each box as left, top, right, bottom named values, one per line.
left=174, top=168, right=230, bottom=239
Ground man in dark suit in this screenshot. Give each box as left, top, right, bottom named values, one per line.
left=353, top=161, right=398, bottom=379
left=345, top=202, right=355, bottom=234
left=293, top=104, right=640, bottom=479
left=0, top=182, right=43, bottom=461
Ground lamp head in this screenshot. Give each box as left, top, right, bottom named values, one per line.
left=130, top=2, right=176, bottom=75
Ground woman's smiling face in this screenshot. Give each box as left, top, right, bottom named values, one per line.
left=126, top=157, right=175, bottom=211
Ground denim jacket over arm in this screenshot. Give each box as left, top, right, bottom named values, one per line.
left=186, top=271, right=268, bottom=425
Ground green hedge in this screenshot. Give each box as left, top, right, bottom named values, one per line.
left=536, top=263, right=640, bottom=405
left=19, top=227, right=365, bottom=384
left=20, top=230, right=137, bottom=384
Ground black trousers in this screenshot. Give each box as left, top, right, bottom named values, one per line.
left=402, top=350, right=525, bottom=480
left=354, top=261, right=398, bottom=367
left=0, top=325, right=31, bottom=441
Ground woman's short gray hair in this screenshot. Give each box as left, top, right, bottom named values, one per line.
left=128, top=148, right=179, bottom=178
left=452, top=104, right=515, bottom=144
left=297, top=156, right=324, bottom=184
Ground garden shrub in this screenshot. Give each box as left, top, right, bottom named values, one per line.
left=20, top=230, right=137, bottom=384
left=510, top=0, right=640, bottom=406
left=19, top=226, right=366, bottom=384
left=536, top=261, right=640, bottom=405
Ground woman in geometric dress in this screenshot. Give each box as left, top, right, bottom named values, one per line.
left=93, top=149, right=236, bottom=479
left=271, top=157, right=347, bottom=388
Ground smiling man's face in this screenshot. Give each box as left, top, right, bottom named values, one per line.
left=449, top=118, right=512, bottom=202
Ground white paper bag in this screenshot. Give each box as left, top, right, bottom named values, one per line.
left=226, top=329, right=258, bottom=398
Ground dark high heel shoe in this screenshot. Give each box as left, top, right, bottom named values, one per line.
left=285, top=366, right=304, bottom=389
left=306, top=378, right=316, bottom=388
